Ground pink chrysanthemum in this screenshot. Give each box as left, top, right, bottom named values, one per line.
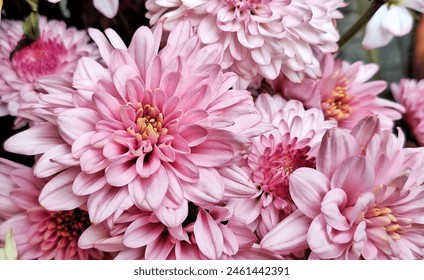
left=274, top=53, right=404, bottom=130
left=79, top=203, right=281, bottom=260
left=391, top=78, right=424, bottom=146
left=261, top=116, right=424, bottom=259
left=0, top=159, right=105, bottom=260
left=229, top=94, right=335, bottom=239
left=5, top=21, right=264, bottom=227
left=0, top=17, right=99, bottom=126
left=146, top=0, right=346, bottom=88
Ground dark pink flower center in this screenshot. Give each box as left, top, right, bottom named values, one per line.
left=33, top=208, right=91, bottom=257
left=127, top=103, right=168, bottom=143
left=259, top=143, right=315, bottom=200
left=364, top=206, right=410, bottom=241
left=11, top=38, right=67, bottom=81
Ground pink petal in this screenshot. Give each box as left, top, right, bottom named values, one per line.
left=4, top=124, right=62, bottom=155
left=73, top=172, right=107, bottom=196
left=382, top=6, right=413, bottom=36
left=308, top=215, right=347, bottom=259
left=33, top=144, right=74, bottom=178
left=260, top=210, right=311, bottom=254
left=155, top=200, right=188, bottom=228
left=105, top=159, right=137, bottom=186
left=145, top=233, right=174, bottom=260
left=123, top=217, right=164, bottom=248
left=193, top=209, right=224, bottom=259
left=189, top=138, right=234, bottom=167
left=317, top=128, right=359, bottom=178
left=87, top=185, right=133, bottom=223
left=320, top=188, right=350, bottom=231
left=330, top=156, right=375, bottom=205
left=57, top=108, right=101, bottom=143
left=78, top=224, right=110, bottom=249
left=39, top=168, right=86, bottom=211
left=142, top=166, right=169, bottom=210
left=289, top=168, right=330, bottom=219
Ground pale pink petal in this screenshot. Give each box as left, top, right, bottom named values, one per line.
left=123, top=217, right=164, bottom=248
left=4, top=124, right=63, bottom=155
left=260, top=210, right=311, bottom=254
left=193, top=209, right=224, bottom=259
left=38, top=168, right=86, bottom=211
left=308, top=214, right=346, bottom=259
left=330, top=156, right=375, bottom=205
left=289, top=168, right=330, bottom=219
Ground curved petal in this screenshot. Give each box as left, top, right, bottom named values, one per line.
left=39, top=168, right=86, bottom=211
left=289, top=168, right=330, bottom=219
left=193, top=209, right=224, bottom=259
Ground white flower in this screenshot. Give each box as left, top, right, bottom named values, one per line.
left=362, top=0, right=424, bottom=49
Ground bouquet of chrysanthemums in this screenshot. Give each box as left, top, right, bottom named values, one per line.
left=0, top=0, right=423, bottom=260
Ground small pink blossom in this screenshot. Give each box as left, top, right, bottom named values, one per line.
left=362, top=0, right=424, bottom=49
left=0, top=17, right=99, bottom=127
left=274, top=53, right=404, bottom=130
left=391, top=78, right=424, bottom=146
left=146, top=0, right=346, bottom=88
left=0, top=159, right=105, bottom=260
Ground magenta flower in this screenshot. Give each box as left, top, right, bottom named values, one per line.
left=0, top=159, right=105, bottom=260
left=274, top=54, right=404, bottom=130
left=391, top=79, right=424, bottom=146
left=230, top=94, right=335, bottom=239
left=262, top=116, right=424, bottom=259
left=146, top=0, right=346, bottom=88
left=0, top=17, right=99, bottom=127
left=5, top=21, right=263, bottom=227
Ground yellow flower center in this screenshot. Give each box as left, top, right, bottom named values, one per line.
left=322, top=81, right=352, bottom=121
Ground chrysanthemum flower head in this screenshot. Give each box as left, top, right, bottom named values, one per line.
left=274, top=53, right=404, bottom=130
left=391, top=78, right=424, bottom=146
left=0, top=17, right=99, bottom=126
left=230, top=93, right=336, bottom=239
left=261, top=116, right=424, bottom=259
left=0, top=159, right=104, bottom=260
left=5, top=21, right=264, bottom=228
left=146, top=0, right=347, bottom=88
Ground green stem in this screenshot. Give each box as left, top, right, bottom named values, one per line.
left=338, top=0, right=385, bottom=49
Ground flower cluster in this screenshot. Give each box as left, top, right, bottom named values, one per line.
left=0, top=0, right=423, bottom=260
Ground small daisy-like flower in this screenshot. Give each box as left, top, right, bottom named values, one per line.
left=0, top=159, right=105, bottom=260
left=391, top=78, right=424, bottom=145
left=230, top=94, right=336, bottom=239
left=362, top=0, right=424, bottom=49
left=0, top=17, right=99, bottom=126
left=146, top=0, right=346, bottom=87
left=274, top=53, right=404, bottom=130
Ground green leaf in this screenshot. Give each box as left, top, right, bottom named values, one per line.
left=23, top=11, right=40, bottom=41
